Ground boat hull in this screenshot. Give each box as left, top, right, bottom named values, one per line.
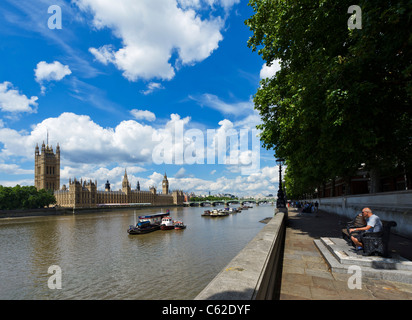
left=127, top=225, right=160, bottom=235
left=160, top=225, right=175, bottom=230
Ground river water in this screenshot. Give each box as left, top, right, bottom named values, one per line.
left=0, top=205, right=275, bottom=300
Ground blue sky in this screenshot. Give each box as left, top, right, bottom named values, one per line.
left=0, top=0, right=282, bottom=197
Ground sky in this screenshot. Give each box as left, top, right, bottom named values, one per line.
left=0, top=0, right=283, bottom=198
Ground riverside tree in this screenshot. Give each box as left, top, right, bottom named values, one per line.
left=0, top=185, right=56, bottom=210
left=245, top=0, right=412, bottom=198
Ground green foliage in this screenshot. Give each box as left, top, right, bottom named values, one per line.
left=246, top=0, right=412, bottom=197
left=0, top=185, right=56, bottom=210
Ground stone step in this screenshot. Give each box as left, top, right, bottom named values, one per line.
left=314, top=238, right=412, bottom=284
left=319, top=237, right=412, bottom=271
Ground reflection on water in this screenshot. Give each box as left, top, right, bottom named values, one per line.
left=0, top=205, right=275, bottom=299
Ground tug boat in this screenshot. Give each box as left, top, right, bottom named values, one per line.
left=160, top=216, right=175, bottom=230
left=174, top=221, right=186, bottom=230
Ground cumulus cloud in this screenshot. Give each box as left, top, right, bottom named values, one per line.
left=0, top=110, right=270, bottom=195
left=0, top=112, right=191, bottom=166
left=34, top=61, right=72, bottom=93
left=162, top=165, right=280, bottom=197
left=260, top=60, right=281, bottom=79
left=0, top=81, right=38, bottom=114
left=60, top=164, right=146, bottom=190
left=77, top=0, right=228, bottom=81
left=130, top=109, right=156, bottom=122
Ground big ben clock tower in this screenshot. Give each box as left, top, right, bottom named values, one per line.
left=162, top=172, right=169, bottom=194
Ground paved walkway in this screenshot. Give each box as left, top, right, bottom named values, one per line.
left=279, top=208, right=412, bottom=300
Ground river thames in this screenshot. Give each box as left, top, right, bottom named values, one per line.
left=0, top=204, right=275, bottom=300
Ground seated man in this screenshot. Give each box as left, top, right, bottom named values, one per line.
left=349, top=207, right=383, bottom=250
left=342, top=212, right=366, bottom=242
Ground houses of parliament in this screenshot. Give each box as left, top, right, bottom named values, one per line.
left=34, top=141, right=184, bottom=208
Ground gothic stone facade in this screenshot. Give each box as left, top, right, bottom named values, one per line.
left=35, top=143, right=184, bottom=208
left=34, top=142, right=60, bottom=191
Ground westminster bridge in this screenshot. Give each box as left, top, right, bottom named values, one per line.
left=183, top=199, right=275, bottom=207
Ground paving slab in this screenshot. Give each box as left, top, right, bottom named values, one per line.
left=315, top=238, right=412, bottom=284
left=279, top=208, right=412, bottom=300
left=319, top=237, right=412, bottom=271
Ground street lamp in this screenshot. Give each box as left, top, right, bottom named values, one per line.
left=276, top=158, right=286, bottom=209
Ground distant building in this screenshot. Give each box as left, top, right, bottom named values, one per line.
left=35, top=142, right=184, bottom=208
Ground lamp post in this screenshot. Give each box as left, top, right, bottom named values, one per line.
left=276, top=158, right=286, bottom=209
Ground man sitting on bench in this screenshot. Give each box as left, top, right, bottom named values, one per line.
left=349, top=207, right=383, bottom=251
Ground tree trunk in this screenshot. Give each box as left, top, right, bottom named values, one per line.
left=369, top=167, right=381, bottom=194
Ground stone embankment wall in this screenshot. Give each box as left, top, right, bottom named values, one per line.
left=195, top=210, right=287, bottom=300
left=314, top=190, right=412, bottom=238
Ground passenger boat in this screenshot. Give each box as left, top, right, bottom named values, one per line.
left=160, top=216, right=175, bottom=230
left=209, top=209, right=229, bottom=217
left=202, top=210, right=211, bottom=216
left=174, top=221, right=186, bottom=230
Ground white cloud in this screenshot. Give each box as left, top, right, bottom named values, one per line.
left=35, top=61, right=72, bottom=82
left=190, top=93, right=253, bottom=117
left=78, top=0, right=227, bottom=81
left=177, top=0, right=240, bottom=10
left=130, top=109, right=156, bottom=122
left=141, top=82, right=164, bottom=95
left=0, top=81, right=38, bottom=114
left=0, top=179, right=33, bottom=187
left=163, top=165, right=280, bottom=197
left=174, top=167, right=187, bottom=178
left=34, top=61, right=72, bottom=93
left=0, top=110, right=273, bottom=196
left=0, top=112, right=189, bottom=166
left=260, top=60, right=281, bottom=79
left=60, top=164, right=146, bottom=190
left=89, top=45, right=115, bottom=65
left=0, top=163, right=33, bottom=175
left=233, top=110, right=262, bottom=130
